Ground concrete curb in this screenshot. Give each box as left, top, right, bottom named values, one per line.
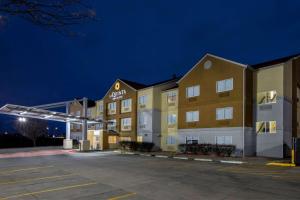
left=120, top=152, right=246, bottom=165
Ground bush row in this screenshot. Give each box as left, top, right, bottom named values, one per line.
left=178, top=144, right=236, bottom=157
left=119, top=141, right=154, bottom=152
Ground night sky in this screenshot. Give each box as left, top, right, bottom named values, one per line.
left=1, top=0, right=300, bottom=132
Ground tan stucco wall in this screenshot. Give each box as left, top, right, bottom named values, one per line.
left=255, top=64, right=284, bottom=96
left=161, top=89, right=178, bottom=151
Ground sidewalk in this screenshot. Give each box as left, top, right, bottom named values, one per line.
left=117, top=150, right=292, bottom=166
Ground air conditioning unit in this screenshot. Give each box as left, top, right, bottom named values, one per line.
left=139, top=104, right=146, bottom=108
left=122, top=126, right=131, bottom=131
left=124, top=107, right=130, bottom=112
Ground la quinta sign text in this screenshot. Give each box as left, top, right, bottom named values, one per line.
left=109, top=82, right=127, bottom=100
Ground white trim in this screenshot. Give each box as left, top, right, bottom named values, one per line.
left=177, top=53, right=247, bottom=83
left=242, top=68, right=245, bottom=157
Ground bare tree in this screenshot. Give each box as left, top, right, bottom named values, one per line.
left=0, top=0, right=96, bottom=35
left=15, top=118, right=48, bottom=146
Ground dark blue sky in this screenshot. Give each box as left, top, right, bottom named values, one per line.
left=0, top=0, right=300, bottom=131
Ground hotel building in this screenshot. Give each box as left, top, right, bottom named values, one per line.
left=70, top=53, right=300, bottom=158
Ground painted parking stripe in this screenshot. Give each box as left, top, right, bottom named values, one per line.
left=0, top=174, right=74, bottom=185
left=173, top=157, right=189, bottom=160
left=220, top=160, right=245, bottom=164
left=0, top=182, right=97, bottom=200
left=0, top=166, right=54, bottom=175
left=155, top=155, right=168, bottom=158
left=194, top=158, right=213, bottom=162
left=108, top=192, right=136, bottom=200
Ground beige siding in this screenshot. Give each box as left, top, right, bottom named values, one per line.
left=161, top=89, right=178, bottom=151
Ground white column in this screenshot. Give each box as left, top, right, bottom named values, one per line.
left=66, top=122, right=71, bottom=140
left=82, top=97, right=88, bottom=140
left=80, top=97, right=90, bottom=151
left=64, top=102, right=73, bottom=149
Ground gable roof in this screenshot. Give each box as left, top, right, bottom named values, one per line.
left=177, top=53, right=247, bottom=83
left=144, top=76, right=181, bottom=88
left=251, top=53, right=300, bottom=69
left=119, top=79, right=147, bottom=90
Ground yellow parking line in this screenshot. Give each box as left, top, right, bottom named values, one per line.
left=0, top=166, right=54, bottom=175
left=0, top=182, right=97, bottom=200
left=108, top=192, right=137, bottom=200
left=0, top=174, right=74, bottom=185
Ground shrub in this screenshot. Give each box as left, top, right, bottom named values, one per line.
left=119, top=141, right=154, bottom=152
left=177, top=143, right=236, bottom=157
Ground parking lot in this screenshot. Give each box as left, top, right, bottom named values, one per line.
left=0, top=150, right=299, bottom=200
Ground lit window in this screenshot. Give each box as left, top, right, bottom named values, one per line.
left=216, top=78, right=233, bottom=93
left=107, top=102, right=116, bottom=115
left=216, top=107, right=233, bottom=120
left=269, top=121, right=276, bottom=133
left=258, top=90, right=277, bottom=105
left=108, top=136, right=117, bottom=144
left=168, top=114, right=177, bottom=125
left=166, top=135, right=176, bottom=145
left=167, top=91, right=177, bottom=104
left=121, top=99, right=132, bottom=113
left=186, top=85, right=200, bottom=98
left=216, top=136, right=232, bottom=145
left=256, top=121, right=276, bottom=134
left=137, top=136, right=143, bottom=142
left=121, top=118, right=131, bottom=131
left=186, top=111, right=199, bottom=122
left=138, top=95, right=147, bottom=106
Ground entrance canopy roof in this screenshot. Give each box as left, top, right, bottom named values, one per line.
left=0, top=104, right=102, bottom=124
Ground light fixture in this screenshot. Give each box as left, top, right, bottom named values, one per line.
left=18, top=117, right=26, bottom=122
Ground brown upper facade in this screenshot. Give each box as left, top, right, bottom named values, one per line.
left=177, top=54, right=250, bottom=129
left=102, top=79, right=144, bottom=141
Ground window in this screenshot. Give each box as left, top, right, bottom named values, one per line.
left=167, top=91, right=177, bottom=104
left=98, top=104, right=103, bottom=113
left=216, top=107, right=233, bottom=120
left=137, top=136, right=143, bottom=142
left=186, top=111, right=199, bottom=122
left=121, top=99, right=132, bottom=113
left=121, top=118, right=131, bottom=131
left=138, top=113, right=147, bottom=127
left=168, top=114, right=177, bottom=125
left=87, top=108, right=92, bottom=117
left=186, top=85, right=200, bottom=98
left=138, top=95, right=147, bottom=106
left=107, top=119, right=116, bottom=131
left=166, top=136, right=176, bottom=145
left=75, top=111, right=81, bottom=116
left=107, top=102, right=116, bottom=114
left=186, top=136, right=198, bottom=144
left=108, top=136, right=117, bottom=144
left=216, top=136, right=232, bottom=145
left=258, top=90, right=277, bottom=105
left=95, top=123, right=103, bottom=130
left=256, top=121, right=276, bottom=134
left=216, top=78, right=233, bottom=93
left=75, top=124, right=81, bottom=129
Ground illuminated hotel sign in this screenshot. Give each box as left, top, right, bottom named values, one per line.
left=109, top=82, right=127, bottom=100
